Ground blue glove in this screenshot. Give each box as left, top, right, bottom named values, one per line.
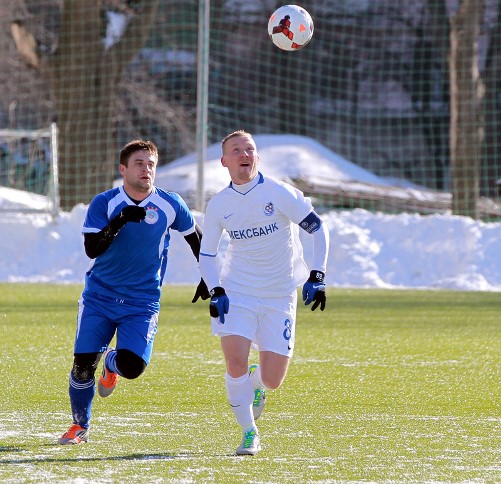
left=302, top=270, right=326, bottom=311
left=209, top=287, right=229, bottom=323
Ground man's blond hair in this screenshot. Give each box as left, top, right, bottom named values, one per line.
left=221, top=130, right=253, bottom=152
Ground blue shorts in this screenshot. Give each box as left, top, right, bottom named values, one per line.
left=74, top=291, right=159, bottom=365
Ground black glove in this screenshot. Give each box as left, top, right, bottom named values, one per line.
left=108, top=205, right=146, bottom=235
left=191, top=278, right=210, bottom=303
left=209, top=287, right=229, bottom=323
left=302, top=270, right=326, bottom=311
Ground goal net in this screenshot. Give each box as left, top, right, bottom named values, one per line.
left=0, top=123, right=59, bottom=219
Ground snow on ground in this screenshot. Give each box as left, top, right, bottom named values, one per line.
left=1, top=135, right=500, bottom=291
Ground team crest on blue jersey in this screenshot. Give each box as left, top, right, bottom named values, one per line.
left=145, top=206, right=159, bottom=224
left=264, top=202, right=274, bottom=216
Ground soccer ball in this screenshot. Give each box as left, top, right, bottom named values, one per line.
left=268, top=5, right=314, bottom=51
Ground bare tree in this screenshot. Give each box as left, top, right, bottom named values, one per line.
left=449, top=0, right=485, bottom=218
left=11, top=0, right=161, bottom=210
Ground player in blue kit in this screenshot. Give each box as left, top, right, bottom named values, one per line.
left=58, top=139, right=209, bottom=444
left=199, top=130, right=329, bottom=455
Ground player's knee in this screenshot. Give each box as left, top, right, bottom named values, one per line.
left=261, top=372, right=286, bottom=390
left=262, top=378, right=282, bottom=390
left=71, top=353, right=100, bottom=381
left=115, top=349, right=146, bottom=379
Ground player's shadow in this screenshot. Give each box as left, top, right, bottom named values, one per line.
left=0, top=451, right=181, bottom=464
left=0, top=449, right=235, bottom=464
left=0, top=446, right=24, bottom=453
left=0, top=447, right=239, bottom=464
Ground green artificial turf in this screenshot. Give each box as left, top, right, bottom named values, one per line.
left=0, top=284, right=499, bottom=482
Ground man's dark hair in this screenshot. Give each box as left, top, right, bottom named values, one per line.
left=119, top=140, right=158, bottom=166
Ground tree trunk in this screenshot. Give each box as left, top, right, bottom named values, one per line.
left=449, top=0, right=485, bottom=218
left=42, top=0, right=160, bottom=210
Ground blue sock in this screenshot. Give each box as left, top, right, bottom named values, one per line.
left=104, top=349, right=121, bottom=375
left=69, top=372, right=95, bottom=429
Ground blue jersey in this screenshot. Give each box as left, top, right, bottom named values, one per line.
left=82, top=185, right=195, bottom=303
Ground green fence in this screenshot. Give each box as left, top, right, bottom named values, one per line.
left=0, top=1, right=500, bottom=218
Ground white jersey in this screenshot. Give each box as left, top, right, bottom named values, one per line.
left=200, top=173, right=311, bottom=297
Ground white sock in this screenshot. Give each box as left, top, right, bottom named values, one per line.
left=249, top=364, right=266, bottom=390
left=225, top=372, right=255, bottom=430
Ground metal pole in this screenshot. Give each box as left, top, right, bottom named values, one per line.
left=196, top=0, right=210, bottom=212
left=50, top=122, right=60, bottom=220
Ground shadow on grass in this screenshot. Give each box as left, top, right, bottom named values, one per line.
left=0, top=449, right=237, bottom=464
left=1, top=452, right=183, bottom=464
left=0, top=446, right=24, bottom=453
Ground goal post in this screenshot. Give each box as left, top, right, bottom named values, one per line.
left=0, top=123, right=60, bottom=219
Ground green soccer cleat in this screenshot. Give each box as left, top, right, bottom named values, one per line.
left=236, top=427, right=261, bottom=456
left=248, top=364, right=266, bottom=420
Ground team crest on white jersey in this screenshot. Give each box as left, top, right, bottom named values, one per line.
left=145, top=206, right=159, bottom=224
left=264, top=202, right=274, bottom=216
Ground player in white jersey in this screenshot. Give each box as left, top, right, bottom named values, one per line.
left=58, top=140, right=210, bottom=445
left=199, top=130, right=329, bottom=455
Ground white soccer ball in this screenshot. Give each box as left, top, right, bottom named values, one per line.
left=268, top=5, right=314, bottom=51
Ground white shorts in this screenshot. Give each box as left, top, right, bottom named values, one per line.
left=211, top=290, right=297, bottom=357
